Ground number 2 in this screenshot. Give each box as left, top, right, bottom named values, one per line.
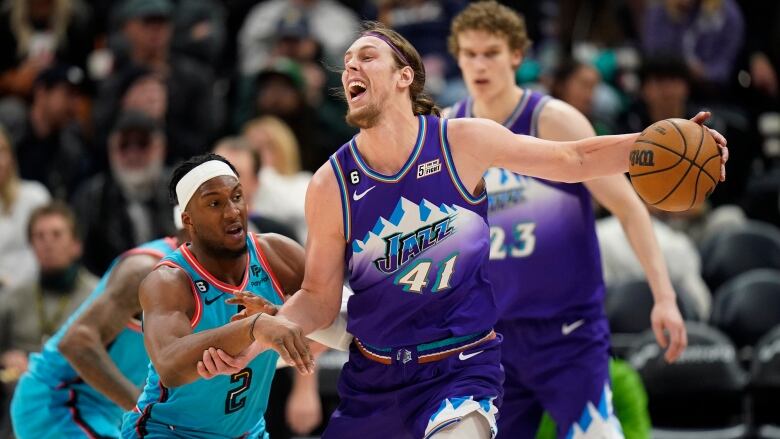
left=225, top=367, right=252, bottom=414
left=489, top=222, right=537, bottom=260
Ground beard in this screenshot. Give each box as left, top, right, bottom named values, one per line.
left=111, top=159, right=164, bottom=201
left=345, top=101, right=382, bottom=129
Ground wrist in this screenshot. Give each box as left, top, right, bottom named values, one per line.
left=249, top=313, right=263, bottom=342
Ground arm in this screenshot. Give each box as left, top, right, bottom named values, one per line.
left=140, top=266, right=312, bottom=387
left=276, top=163, right=346, bottom=335
left=58, top=254, right=158, bottom=410
left=538, top=100, right=687, bottom=362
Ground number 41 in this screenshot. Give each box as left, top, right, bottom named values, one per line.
left=394, top=254, right=458, bottom=294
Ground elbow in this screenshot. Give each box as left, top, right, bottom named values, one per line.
left=58, top=324, right=97, bottom=364
left=154, top=361, right=187, bottom=388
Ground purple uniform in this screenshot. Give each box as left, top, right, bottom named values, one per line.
left=326, top=114, right=503, bottom=438
left=452, top=92, right=623, bottom=438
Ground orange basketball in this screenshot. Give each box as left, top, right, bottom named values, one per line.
left=629, top=118, right=721, bottom=212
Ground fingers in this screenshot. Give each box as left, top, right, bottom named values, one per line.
left=282, top=336, right=311, bottom=375
left=202, top=347, right=218, bottom=374
left=665, top=322, right=688, bottom=363
left=690, top=111, right=711, bottom=124
left=231, top=309, right=248, bottom=322
left=652, top=320, right=668, bottom=350
left=274, top=341, right=297, bottom=372
left=293, top=334, right=314, bottom=372
left=216, top=348, right=245, bottom=370
left=197, top=361, right=214, bottom=379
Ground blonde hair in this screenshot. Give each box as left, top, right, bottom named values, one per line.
left=0, top=126, right=20, bottom=215
left=448, top=1, right=532, bottom=57
left=10, top=0, right=73, bottom=59
left=243, top=116, right=302, bottom=175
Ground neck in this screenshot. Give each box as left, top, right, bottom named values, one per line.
left=187, top=241, right=247, bottom=286
left=40, top=263, right=80, bottom=293
left=355, top=105, right=420, bottom=175
left=30, top=102, right=53, bottom=138
left=471, top=85, right=524, bottom=124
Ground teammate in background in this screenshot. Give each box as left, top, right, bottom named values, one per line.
left=258, top=22, right=727, bottom=439
left=10, top=226, right=181, bottom=438
left=121, top=153, right=313, bottom=438
left=445, top=3, right=687, bottom=437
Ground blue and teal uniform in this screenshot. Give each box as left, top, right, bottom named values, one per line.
left=11, top=238, right=178, bottom=439
left=121, top=234, right=285, bottom=438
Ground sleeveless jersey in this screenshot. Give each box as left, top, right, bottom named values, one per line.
left=26, top=238, right=178, bottom=421
left=132, top=234, right=285, bottom=438
left=329, top=114, right=495, bottom=347
left=451, top=91, right=605, bottom=319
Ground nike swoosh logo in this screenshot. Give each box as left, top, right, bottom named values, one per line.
left=204, top=292, right=226, bottom=306
left=562, top=319, right=585, bottom=335
left=352, top=186, right=376, bottom=201
left=458, top=350, right=484, bottom=361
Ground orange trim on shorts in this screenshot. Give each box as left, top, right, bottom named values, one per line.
left=354, top=339, right=393, bottom=365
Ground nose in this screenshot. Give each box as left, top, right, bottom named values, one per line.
left=345, top=57, right=359, bottom=72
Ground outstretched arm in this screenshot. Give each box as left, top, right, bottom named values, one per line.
left=140, top=266, right=312, bottom=387
left=538, top=100, right=687, bottom=362
left=445, top=112, right=727, bottom=193
left=276, top=163, right=347, bottom=335
left=58, top=253, right=158, bottom=410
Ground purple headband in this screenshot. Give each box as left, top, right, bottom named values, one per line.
left=363, top=31, right=410, bottom=66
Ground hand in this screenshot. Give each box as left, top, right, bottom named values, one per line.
left=197, top=342, right=264, bottom=379
left=228, top=291, right=280, bottom=322
left=286, top=380, right=323, bottom=435
left=650, top=298, right=688, bottom=363
left=690, top=111, right=729, bottom=181
left=253, top=314, right=314, bottom=375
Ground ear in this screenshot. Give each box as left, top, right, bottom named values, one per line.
left=397, top=65, right=414, bottom=90
left=182, top=210, right=193, bottom=229
left=511, top=49, right=524, bottom=70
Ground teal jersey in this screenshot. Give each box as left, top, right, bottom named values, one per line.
left=25, top=238, right=178, bottom=423
left=131, top=234, right=285, bottom=438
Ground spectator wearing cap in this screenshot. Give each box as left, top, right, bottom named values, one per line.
left=72, top=110, right=175, bottom=275
left=0, top=64, right=90, bottom=200
left=246, top=57, right=346, bottom=173
left=0, top=0, right=92, bottom=98
left=95, top=0, right=220, bottom=163
left=238, top=0, right=359, bottom=76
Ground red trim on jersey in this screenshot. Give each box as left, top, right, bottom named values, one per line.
left=122, top=238, right=178, bottom=332
left=180, top=244, right=250, bottom=294
left=155, top=260, right=203, bottom=328
left=66, top=389, right=99, bottom=439
left=126, top=318, right=142, bottom=333
left=251, top=234, right=287, bottom=303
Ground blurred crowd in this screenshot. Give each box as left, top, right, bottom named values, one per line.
left=0, top=0, right=779, bottom=437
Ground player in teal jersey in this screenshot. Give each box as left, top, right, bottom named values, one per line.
left=121, top=153, right=313, bottom=438
left=11, top=235, right=180, bottom=439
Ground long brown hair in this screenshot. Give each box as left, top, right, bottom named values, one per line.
left=0, top=126, right=20, bottom=215
left=360, top=21, right=440, bottom=117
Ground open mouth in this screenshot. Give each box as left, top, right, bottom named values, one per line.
left=348, top=80, right=367, bottom=101
left=225, top=223, right=244, bottom=237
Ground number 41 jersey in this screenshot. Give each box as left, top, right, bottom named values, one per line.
left=330, top=114, right=496, bottom=348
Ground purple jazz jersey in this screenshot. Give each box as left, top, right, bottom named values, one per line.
left=451, top=92, right=605, bottom=320
left=329, top=114, right=496, bottom=347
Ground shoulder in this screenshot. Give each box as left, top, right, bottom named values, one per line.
left=536, top=98, right=594, bottom=140
left=446, top=117, right=504, bottom=143
left=18, top=180, right=51, bottom=205
left=309, top=161, right=341, bottom=197
left=115, top=252, right=164, bottom=282
left=255, top=233, right=304, bottom=265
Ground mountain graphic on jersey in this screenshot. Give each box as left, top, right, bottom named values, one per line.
left=484, top=168, right=533, bottom=213
left=349, top=197, right=485, bottom=286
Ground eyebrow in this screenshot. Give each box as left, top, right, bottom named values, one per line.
left=345, top=44, right=379, bottom=59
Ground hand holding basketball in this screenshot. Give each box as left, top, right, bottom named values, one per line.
left=629, top=112, right=728, bottom=212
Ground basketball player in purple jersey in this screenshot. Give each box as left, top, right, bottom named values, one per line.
left=442, top=2, right=691, bottom=437
left=233, top=22, right=728, bottom=439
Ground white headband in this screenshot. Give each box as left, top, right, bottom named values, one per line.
left=172, top=205, right=183, bottom=229
left=175, top=160, right=238, bottom=209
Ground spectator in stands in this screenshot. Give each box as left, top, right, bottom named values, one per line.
left=95, top=0, right=219, bottom=163
left=212, top=136, right=299, bottom=242
left=0, top=0, right=92, bottom=98
left=72, top=110, right=175, bottom=275
left=641, top=0, right=745, bottom=88
left=0, top=65, right=90, bottom=200
left=0, top=125, right=50, bottom=295
left=550, top=59, right=614, bottom=135
left=597, top=213, right=712, bottom=320
left=736, top=1, right=779, bottom=103
left=238, top=0, right=359, bottom=76
left=244, top=116, right=311, bottom=242
left=250, top=58, right=340, bottom=172
left=0, top=202, right=97, bottom=382
left=171, top=0, right=227, bottom=73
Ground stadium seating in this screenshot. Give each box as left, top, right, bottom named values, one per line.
left=700, top=221, right=780, bottom=292
left=750, top=325, right=780, bottom=438
left=628, top=322, right=748, bottom=438
left=711, top=269, right=780, bottom=348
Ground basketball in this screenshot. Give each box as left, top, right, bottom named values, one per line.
left=629, top=118, right=721, bottom=212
